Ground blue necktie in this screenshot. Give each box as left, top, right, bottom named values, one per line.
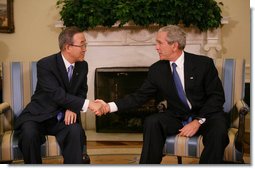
left=67, top=65, right=74, bottom=81
left=172, top=63, right=189, bottom=109
left=172, top=63, right=192, bottom=126
left=57, top=112, right=63, bottom=122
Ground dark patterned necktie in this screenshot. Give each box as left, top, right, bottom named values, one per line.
left=67, top=65, right=74, bottom=81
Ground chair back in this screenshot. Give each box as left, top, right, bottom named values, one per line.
left=213, top=58, right=245, bottom=128
left=1, top=61, right=37, bottom=131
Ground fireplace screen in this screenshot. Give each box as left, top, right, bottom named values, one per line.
left=95, top=67, right=158, bottom=133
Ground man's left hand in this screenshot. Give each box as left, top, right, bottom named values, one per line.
left=64, top=109, right=77, bottom=125
left=178, top=120, right=200, bottom=137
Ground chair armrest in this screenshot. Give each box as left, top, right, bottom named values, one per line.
left=0, top=102, right=11, bottom=134
left=234, top=100, right=249, bottom=152
left=0, top=102, right=11, bottom=114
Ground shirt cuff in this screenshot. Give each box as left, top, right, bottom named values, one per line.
left=81, top=99, right=89, bottom=113
left=108, top=102, right=118, bottom=113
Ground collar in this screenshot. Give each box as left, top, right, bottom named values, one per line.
left=170, top=51, right=184, bottom=68
left=61, top=54, right=75, bottom=71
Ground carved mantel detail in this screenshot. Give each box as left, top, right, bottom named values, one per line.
left=203, top=28, right=223, bottom=58
left=85, top=26, right=223, bottom=58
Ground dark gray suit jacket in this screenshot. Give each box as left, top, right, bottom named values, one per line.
left=15, top=52, right=88, bottom=129
left=115, top=52, right=225, bottom=120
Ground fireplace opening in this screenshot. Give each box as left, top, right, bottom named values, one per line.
left=95, top=67, right=158, bottom=133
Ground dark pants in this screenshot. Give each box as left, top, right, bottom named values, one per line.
left=17, top=116, right=85, bottom=164
left=139, top=112, right=229, bottom=164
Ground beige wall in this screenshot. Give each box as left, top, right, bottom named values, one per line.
left=218, top=0, right=250, bottom=63
left=0, top=0, right=250, bottom=64
left=0, top=0, right=61, bottom=62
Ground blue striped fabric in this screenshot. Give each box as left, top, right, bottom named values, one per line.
left=187, top=136, right=199, bottom=157
left=223, top=59, right=234, bottom=113
left=11, top=62, right=23, bottom=120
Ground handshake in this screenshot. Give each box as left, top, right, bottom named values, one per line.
left=88, top=99, right=110, bottom=116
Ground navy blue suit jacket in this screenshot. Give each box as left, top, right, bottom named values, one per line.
left=15, top=52, right=88, bottom=129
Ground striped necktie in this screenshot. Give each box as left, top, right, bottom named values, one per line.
left=67, top=65, right=74, bottom=81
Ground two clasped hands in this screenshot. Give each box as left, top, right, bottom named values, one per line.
left=62, top=100, right=107, bottom=126
left=88, top=99, right=109, bottom=116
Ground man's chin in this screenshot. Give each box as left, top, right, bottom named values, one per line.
left=79, top=57, right=85, bottom=61
left=159, top=57, right=167, bottom=61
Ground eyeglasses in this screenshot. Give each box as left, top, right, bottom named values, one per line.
left=70, top=43, right=87, bottom=48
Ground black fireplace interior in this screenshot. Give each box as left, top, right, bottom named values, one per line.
left=95, top=67, right=158, bottom=133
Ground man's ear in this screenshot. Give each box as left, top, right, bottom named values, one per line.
left=173, top=42, right=179, bottom=51
left=65, top=44, right=71, bottom=52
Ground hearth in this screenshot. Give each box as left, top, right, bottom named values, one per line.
left=95, top=67, right=158, bottom=133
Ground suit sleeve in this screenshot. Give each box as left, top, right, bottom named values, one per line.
left=198, top=58, right=225, bottom=117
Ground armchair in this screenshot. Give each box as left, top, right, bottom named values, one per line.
left=162, top=58, right=249, bottom=163
left=0, top=61, right=89, bottom=163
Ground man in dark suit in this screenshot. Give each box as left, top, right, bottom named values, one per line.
left=15, top=27, right=100, bottom=164
left=95, top=25, right=229, bottom=164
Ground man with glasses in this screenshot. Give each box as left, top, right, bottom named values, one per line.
left=15, top=26, right=100, bottom=164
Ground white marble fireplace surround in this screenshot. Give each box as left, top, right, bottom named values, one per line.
left=82, top=26, right=223, bottom=130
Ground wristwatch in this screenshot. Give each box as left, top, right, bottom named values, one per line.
left=197, top=118, right=206, bottom=125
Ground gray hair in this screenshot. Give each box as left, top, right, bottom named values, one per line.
left=158, top=25, right=186, bottom=50
left=58, top=26, right=83, bottom=51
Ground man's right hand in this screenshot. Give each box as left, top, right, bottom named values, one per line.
left=94, top=99, right=110, bottom=116
left=64, top=109, right=77, bottom=125
left=88, top=101, right=102, bottom=113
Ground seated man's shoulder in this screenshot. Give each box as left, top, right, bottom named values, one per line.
left=38, top=53, right=59, bottom=65
left=187, top=52, right=213, bottom=64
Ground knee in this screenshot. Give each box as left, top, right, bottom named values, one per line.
left=67, top=123, right=84, bottom=137
left=20, top=125, right=40, bottom=141
left=19, top=126, right=44, bottom=148
left=204, top=126, right=229, bottom=144
left=144, top=114, right=161, bottom=128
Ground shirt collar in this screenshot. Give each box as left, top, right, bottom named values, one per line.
left=61, top=54, right=75, bottom=71
left=170, top=51, right=184, bottom=68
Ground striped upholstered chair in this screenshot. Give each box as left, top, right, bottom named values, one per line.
left=162, top=58, right=249, bottom=163
left=0, top=61, right=88, bottom=163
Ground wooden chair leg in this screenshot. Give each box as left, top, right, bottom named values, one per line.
left=177, top=156, right=182, bottom=164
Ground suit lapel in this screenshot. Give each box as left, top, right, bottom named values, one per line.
left=184, top=52, right=196, bottom=94
left=56, top=53, right=70, bottom=89
left=165, top=61, right=177, bottom=95
left=70, top=63, right=81, bottom=89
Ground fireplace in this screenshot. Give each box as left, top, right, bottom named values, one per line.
left=95, top=67, right=158, bottom=133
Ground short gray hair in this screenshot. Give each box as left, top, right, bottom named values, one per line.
left=158, top=25, right=186, bottom=50
left=58, top=26, right=83, bottom=51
